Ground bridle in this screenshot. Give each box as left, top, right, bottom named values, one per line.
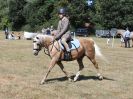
left=43, top=40, right=60, bottom=57
left=33, top=37, right=60, bottom=57
left=33, top=37, right=60, bottom=58
left=33, top=40, right=42, bottom=51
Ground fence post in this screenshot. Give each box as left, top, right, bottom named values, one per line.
left=112, top=35, right=115, bottom=48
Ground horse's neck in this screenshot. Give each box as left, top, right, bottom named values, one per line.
left=48, top=41, right=60, bottom=55
left=43, top=35, right=53, bottom=47
left=117, top=30, right=125, bottom=36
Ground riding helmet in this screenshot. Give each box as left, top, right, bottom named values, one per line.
left=58, top=8, right=66, bottom=15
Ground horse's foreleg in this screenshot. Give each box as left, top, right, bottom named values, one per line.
left=74, top=58, right=84, bottom=82
left=57, top=62, right=72, bottom=81
left=40, top=58, right=57, bottom=85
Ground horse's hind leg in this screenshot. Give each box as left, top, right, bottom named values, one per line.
left=74, top=57, right=84, bottom=82
left=57, top=62, right=72, bottom=81
left=89, top=58, right=103, bottom=80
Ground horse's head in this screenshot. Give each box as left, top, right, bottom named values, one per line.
left=33, top=34, right=54, bottom=56
left=33, top=35, right=43, bottom=56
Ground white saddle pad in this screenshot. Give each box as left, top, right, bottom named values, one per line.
left=59, top=38, right=80, bottom=50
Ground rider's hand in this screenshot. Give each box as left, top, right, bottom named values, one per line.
left=54, top=35, right=60, bottom=41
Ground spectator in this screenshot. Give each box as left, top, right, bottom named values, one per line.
left=46, top=28, right=51, bottom=35
left=3, top=25, right=9, bottom=39
left=124, top=28, right=131, bottom=48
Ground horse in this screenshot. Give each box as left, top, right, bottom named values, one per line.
left=33, top=34, right=104, bottom=84
left=116, top=29, right=133, bottom=47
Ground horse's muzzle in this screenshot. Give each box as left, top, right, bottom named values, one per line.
left=33, top=50, right=39, bottom=56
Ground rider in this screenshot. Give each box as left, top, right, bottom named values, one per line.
left=54, top=8, right=71, bottom=59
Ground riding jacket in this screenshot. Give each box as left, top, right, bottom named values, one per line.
left=55, top=16, right=71, bottom=40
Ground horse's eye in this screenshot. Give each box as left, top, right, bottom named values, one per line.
left=36, top=37, right=39, bottom=39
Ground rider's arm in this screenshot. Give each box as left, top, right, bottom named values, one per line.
left=55, top=18, right=69, bottom=40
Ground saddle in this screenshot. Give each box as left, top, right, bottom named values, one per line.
left=59, top=38, right=80, bottom=61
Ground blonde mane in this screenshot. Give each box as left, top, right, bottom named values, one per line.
left=36, top=34, right=54, bottom=45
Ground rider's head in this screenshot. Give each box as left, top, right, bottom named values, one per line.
left=58, top=8, right=66, bottom=19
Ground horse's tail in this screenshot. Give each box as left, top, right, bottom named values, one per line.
left=88, top=38, right=102, bottom=57
left=93, top=41, right=109, bottom=63
left=94, top=43, right=103, bottom=57
left=87, top=38, right=108, bottom=63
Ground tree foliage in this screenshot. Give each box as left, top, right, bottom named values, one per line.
left=9, top=0, right=27, bottom=30
left=0, top=0, right=133, bottom=32
left=94, top=0, right=133, bottom=30
left=0, top=0, right=10, bottom=30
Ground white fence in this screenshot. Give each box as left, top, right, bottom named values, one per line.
left=96, top=28, right=117, bottom=37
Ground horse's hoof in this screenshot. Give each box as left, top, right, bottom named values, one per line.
left=74, top=76, right=79, bottom=82
left=40, top=80, right=46, bottom=85
left=98, top=75, right=103, bottom=80
left=68, top=78, right=73, bottom=82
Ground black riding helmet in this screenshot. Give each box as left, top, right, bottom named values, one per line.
left=58, top=8, right=66, bottom=15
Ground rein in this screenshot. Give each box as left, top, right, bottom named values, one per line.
left=43, top=40, right=60, bottom=58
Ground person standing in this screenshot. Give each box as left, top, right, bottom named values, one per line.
left=124, top=28, right=131, bottom=48
left=46, top=28, right=51, bottom=35
left=3, top=25, right=9, bottom=39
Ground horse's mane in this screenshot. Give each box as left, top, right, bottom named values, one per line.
left=36, top=34, right=54, bottom=44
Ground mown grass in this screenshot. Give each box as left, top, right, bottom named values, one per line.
left=0, top=32, right=133, bottom=99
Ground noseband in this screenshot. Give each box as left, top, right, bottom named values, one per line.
left=33, top=41, right=42, bottom=51
left=33, top=37, right=60, bottom=57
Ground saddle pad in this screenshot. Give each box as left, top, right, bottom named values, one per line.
left=59, top=38, right=80, bottom=50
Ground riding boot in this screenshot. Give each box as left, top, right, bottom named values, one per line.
left=64, top=51, right=71, bottom=61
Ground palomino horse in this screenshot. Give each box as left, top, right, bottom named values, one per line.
left=33, top=34, right=103, bottom=84
left=116, top=29, right=133, bottom=47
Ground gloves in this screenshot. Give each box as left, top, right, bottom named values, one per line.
left=55, top=34, right=61, bottom=41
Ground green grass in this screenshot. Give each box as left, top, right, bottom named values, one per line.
left=0, top=32, right=133, bottom=99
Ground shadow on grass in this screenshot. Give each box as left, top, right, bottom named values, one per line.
left=46, top=75, right=115, bottom=82
left=77, top=75, right=116, bottom=81
left=46, top=76, right=68, bottom=82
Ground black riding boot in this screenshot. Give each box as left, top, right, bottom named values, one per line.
left=64, top=51, right=71, bottom=61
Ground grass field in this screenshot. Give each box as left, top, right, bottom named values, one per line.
left=0, top=32, right=133, bottom=99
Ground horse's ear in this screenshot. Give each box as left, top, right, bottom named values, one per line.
left=36, top=37, right=39, bottom=39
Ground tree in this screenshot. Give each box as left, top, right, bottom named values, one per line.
left=0, top=0, right=10, bottom=30
left=23, top=0, right=55, bottom=31
left=94, top=0, right=133, bottom=30
left=9, top=0, right=27, bottom=30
